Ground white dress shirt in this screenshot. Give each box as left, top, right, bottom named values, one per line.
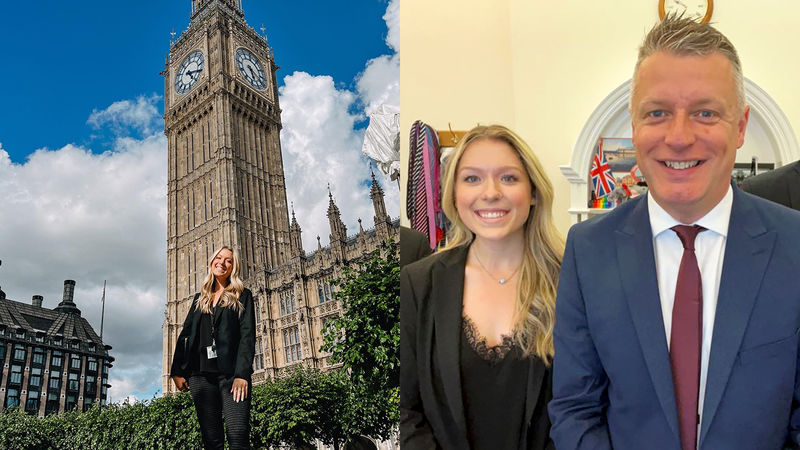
left=647, top=186, right=733, bottom=431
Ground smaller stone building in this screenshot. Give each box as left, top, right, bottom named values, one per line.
left=0, top=279, right=113, bottom=416
left=247, top=173, right=399, bottom=383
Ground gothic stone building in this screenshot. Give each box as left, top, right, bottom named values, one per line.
left=161, top=0, right=398, bottom=393
left=0, top=280, right=112, bottom=415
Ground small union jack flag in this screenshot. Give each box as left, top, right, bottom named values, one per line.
left=590, top=143, right=616, bottom=198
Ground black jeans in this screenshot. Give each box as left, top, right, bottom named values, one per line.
left=188, top=374, right=251, bottom=450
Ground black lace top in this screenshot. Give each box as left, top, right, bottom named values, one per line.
left=460, top=316, right=529, bottom=449
left=190, top=311, right=219, bottom=375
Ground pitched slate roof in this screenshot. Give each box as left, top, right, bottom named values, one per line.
left=0, top=296, right=108, bottom=355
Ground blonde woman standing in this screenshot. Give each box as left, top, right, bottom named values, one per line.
left=171, top=246, right=256, bottom=450
left=400, top=125, right=563, bottom=449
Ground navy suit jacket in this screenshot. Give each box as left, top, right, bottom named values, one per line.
left=549, top=187, right=800, bottom=449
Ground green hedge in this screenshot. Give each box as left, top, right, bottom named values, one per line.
left=0, top=369, right=396, bottom=450
left=0, top=392, right=200, bottom=450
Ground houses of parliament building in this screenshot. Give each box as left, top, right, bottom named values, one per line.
left=161, top=0, right=398, bottom=393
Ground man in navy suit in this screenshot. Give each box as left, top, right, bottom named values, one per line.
left=549, top=15, right=800, bottom=450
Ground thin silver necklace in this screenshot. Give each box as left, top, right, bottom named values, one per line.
left=473, top=251, right=521, bottom=285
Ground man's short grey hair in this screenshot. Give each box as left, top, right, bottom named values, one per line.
left=630, top=14, right=745, bottom=113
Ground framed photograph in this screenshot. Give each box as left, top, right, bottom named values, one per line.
left=589, top=137, right=646, bottom=208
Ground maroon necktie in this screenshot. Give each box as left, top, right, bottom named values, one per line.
left=670, top=225, right=706, bottom=450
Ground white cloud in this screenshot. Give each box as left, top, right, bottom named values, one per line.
left=357, top=53, right=400, bottom=116
left=0, top=104, right=167, bottom=402
left=109, top=391, right=141, bottom=406
left=269, top=0, right=400, bottom=252
left=279, top=72, right=370, bottom=250
left=278, top=68, right=401, bottom=250
left=357, top=0, right=399, bottom=116
left=277, top=0, right=401, bottom=250
left=384, top=0, right=399, bottom=52
left=87, top=94, right=162, bottom=135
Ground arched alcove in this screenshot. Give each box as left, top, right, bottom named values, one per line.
left=560, top=78, right=800, bottom=223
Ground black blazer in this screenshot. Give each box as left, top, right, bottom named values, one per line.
left=400, top=226, right=434, bottom=268
left=400, top=245, right=553, bottom=450
left=741, top=159, right=800, bottom=211
left=170, top=287, right=256, bottom=381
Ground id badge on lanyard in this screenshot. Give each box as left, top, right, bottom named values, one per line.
left=206, top=305, right=217, bottom=359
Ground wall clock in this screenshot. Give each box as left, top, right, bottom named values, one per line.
left=659, top=0, right=713, bottom=24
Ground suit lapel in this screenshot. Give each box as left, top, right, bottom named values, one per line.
left=699, top=188, right=774, bottom=445
left=190, top=295, right=203, bottom=330
left=616, top=197, right=680, bottom=440
left=432, top=245, right=468, bottom=438
left=213, top=301, right=224, bottom=327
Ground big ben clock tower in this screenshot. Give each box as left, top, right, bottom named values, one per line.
left=161, top=0, right=292, bottom=393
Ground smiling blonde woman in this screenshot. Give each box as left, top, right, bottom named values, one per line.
left=170, top=246, right=255, bottom=450
left=400, top=124, right=563, bottom=449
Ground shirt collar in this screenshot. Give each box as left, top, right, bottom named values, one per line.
left=647, top=185, right=733, bottom=238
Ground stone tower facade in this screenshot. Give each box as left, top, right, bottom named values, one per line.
left=162, top=1, right=399, bottom=394
left=161, top=0, right=292, bottom=392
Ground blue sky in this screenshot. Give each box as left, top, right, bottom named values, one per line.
left=0, top=0, right=399, bottom=402
left=0, top=0, right=391, bottom=163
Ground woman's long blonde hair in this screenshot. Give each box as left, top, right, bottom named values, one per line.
left=440, top=124, right=564, bottom=363
left=197, top=245, right=244, bottom=314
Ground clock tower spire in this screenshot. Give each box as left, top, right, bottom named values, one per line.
left=191, top=0, right=243, bottom=19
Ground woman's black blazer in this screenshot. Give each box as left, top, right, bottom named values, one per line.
left=170, top=287, right=256, bottom=381
left=400, top=245, right=554, bottom=450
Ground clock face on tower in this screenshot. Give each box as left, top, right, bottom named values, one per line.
left=236, top=48, right=268, bottom=90
left=175, top=50, right=205, bottom=95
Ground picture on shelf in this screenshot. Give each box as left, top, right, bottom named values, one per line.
left=588, top=137, right=647, bottom=209
left=731, top=158, right=775, bottom=186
